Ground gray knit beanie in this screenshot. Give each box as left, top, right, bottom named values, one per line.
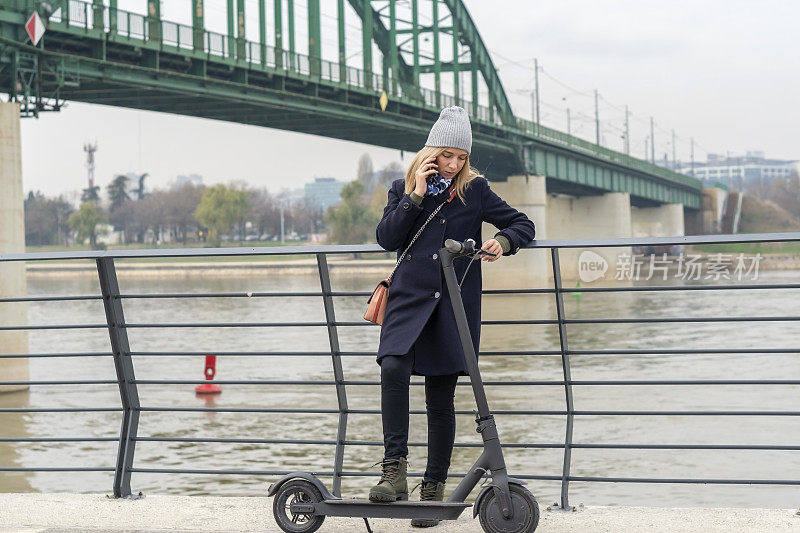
left=425, top=106, right=472, bottom=154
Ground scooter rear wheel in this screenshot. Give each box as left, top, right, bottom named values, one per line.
left=272, top=479, right=326, bottom=533
left=477, top=483, right=540, bottom=533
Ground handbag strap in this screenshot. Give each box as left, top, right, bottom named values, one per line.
left=387, top=185, right=457, bottom=282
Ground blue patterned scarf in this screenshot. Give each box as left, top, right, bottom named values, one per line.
left=425, top=173, right=453, bottom=197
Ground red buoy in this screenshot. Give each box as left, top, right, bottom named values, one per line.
left=195, top=355, right=222, bottom=395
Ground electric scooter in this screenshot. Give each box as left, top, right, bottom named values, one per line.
left=267, top=238, right=540, bottom=533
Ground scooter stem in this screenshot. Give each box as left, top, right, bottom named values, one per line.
left=439, top=244, right=491, bottom=420
left=440, top=243, right=514, bottom=519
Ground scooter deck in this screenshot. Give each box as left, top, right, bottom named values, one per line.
left=309, top=499, right=471, bottom=519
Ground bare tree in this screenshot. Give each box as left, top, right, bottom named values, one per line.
left=291, top=197, right=325, bottom=236
left=376, top=161, right=404, bottom=191
left=357, top=153, right=375, bottom=193
left=249, top=188, right=281, bottom=237
left=136, top=193, right=167, bottom=244
left=164, top=183, right=205, bottom=243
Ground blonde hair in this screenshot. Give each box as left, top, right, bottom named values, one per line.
left=404, top=146, right=482, bottom=204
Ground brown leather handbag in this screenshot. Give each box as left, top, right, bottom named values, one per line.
left=365, top=185, right=456, bottom=325
left=364, top=278, right=391, bottom=325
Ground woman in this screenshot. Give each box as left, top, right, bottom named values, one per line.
left=371, top=106, right=536, bottom=527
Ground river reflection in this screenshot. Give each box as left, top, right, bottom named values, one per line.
left=1, top=267, right=800, bottom=508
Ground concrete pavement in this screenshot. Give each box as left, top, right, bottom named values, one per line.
left=0, top=493, right=799, bottom=532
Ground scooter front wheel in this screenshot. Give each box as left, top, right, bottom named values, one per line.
left=477, top=483, right=540, bottom=533
left=272, top=479, right=326, bottom=533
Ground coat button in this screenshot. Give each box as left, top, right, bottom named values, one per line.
left=439, top=218, right=445, bottom=224
left=432, top=253, right=438, bottom=260
left=434, top=291, right=440, bottom=298
left=406, top=254, right=412, bottom=260
left=402, top=202, right=410, bottom=210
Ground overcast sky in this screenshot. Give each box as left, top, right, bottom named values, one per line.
left=15, top=0, right=800, bottom=200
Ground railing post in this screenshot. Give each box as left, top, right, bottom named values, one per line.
left=316, top=253, right=348, bottom=497
left=109, top=0, right=118, bottom=36
left=550, top=248, right=574, bottom=510
left=146, top=0, right=161, bottom=43
left=91, top=0, right=104, bottom=31
left=96, top=257, right=141, bottom=498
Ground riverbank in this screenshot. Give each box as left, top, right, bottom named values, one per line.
left=0, top=493, right=797, bottom=532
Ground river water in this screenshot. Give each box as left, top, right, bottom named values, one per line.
left=1, top=263, right=800, bottom=509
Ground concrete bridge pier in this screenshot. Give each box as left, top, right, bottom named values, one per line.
left=483, top=175, right=694, bottom=285
left=483, top=177, right=634, bottom=285
left=632, top=204, right=685, bottom=239
left=0, top=102, right=30, bottom=392
left=546, top=191, right=633, bottom=282
left=481, top=175, right=549, bottom=289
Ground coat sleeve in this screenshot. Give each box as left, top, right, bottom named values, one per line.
left=480, top=177, right=536, bottom=256
left=376, top=180, right=425, bottom=251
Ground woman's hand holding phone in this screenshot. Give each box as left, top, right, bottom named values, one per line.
left=414, top=157, right=438, bottom=196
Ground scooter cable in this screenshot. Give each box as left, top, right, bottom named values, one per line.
left=457, top=252, right=481, bottom=290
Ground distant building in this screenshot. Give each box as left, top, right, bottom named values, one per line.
left=175, top=173, right=203, bottom=186
left=679, top=151, right=798, bottom=188
left=304, top=177, right=346, bottom=212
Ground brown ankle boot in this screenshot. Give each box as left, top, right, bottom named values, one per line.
left=410, top=480, right=445, bottom=527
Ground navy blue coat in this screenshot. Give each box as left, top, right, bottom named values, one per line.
left=376, top=176, right=536, bottom=376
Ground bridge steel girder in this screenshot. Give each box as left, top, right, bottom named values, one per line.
left=442, top=0, right=515, bottom=127
left=0, top=1, right=701, bottom=209
left=8, top=0, right=511, bottom=127
left=1, top=38, right=699, bottom=209
left=519, top=142, right=700, bottom=209
left=346, top=0, right=418, bottom=99
left=356, top=0, right=515, bottom=126
left=0, top=35, right=517, bottom=167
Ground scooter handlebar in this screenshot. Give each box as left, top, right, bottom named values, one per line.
left=444, top=238, right=476, bottom=254
left=444, top=238, right=497, bottom=258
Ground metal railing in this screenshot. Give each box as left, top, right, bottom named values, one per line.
left=2, top=233, right=800, bottom=507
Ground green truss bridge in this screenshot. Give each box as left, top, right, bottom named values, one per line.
left=0, top=0, right=701, bottom=210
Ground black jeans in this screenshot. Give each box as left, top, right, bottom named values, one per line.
left=380, top=352, right=459, bottom=483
